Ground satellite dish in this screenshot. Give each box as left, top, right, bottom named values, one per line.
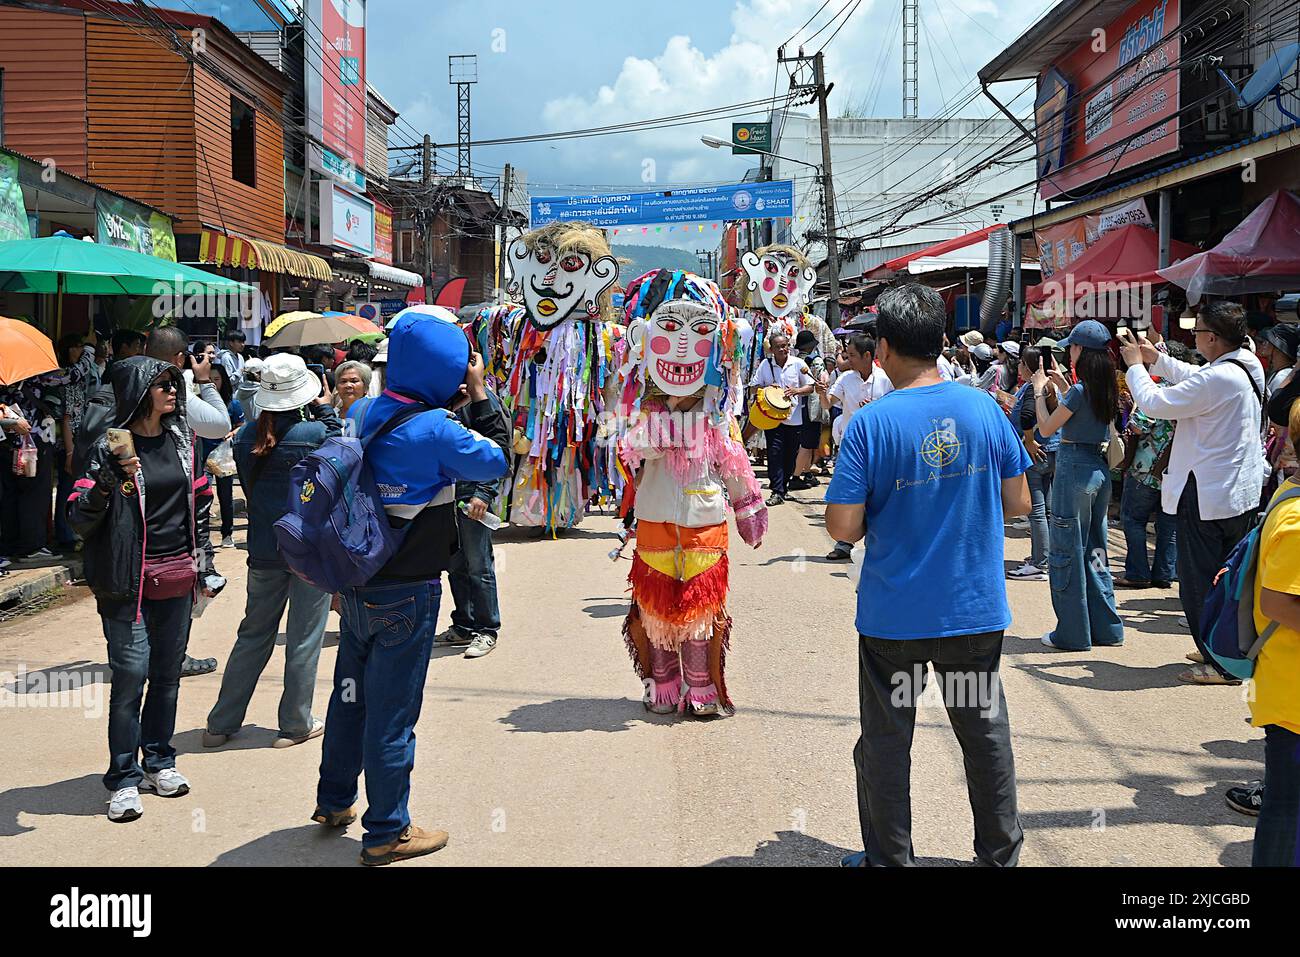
left=1218, top=42, right=1300, bottom=124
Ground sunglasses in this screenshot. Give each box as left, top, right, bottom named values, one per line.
left=152, top=380, right=180, bottom=393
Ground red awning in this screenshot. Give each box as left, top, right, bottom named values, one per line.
left=1026, top=225, right=1199, bottom=305
left=1158, top=190, right=1300, bottom=303
left=866, top=225, right=1004, bottom=279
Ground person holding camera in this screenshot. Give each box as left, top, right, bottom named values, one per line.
left=313, top=313, right=508, bottom=865
left=203, top=355, right=341, bottom=751
left=1121, top=304, right=1266, bottom=683
left=68, top=357, right=223, bottom=823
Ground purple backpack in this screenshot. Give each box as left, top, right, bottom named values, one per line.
left=273, top=400, right=428, bottom=592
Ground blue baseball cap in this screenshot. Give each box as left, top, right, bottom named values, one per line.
left=1059, top=320, right=1112, bottom=351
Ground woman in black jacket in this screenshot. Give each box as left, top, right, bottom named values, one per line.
left=69, top=356, right=221, bottom=823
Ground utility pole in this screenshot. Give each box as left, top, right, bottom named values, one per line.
left=422, top=133, right=435, bottom=304
left=498, top=162, right=514, bottom=303
left=780, top=49, right=842, bottom=327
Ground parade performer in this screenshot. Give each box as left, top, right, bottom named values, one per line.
left=617, top=269, right=768, bottom=718
left=503, top=223, right=620, bottom=532
left=739, top=244, right=833, bottom=356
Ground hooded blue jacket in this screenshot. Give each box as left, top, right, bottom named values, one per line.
left=351, top=312, right=509, bottom=580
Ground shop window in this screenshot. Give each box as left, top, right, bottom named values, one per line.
left=230, top=96, right=256, bottom=187
left=399, top=230, right=415, bottom=264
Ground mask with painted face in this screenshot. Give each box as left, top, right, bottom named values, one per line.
left=506, top=222, right=618, bottom=330
left=740, top=244, right=815, bottom=319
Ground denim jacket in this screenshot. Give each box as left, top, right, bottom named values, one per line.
left=232, top=404, right=342, bottom=569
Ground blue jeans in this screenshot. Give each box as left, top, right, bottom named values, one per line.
left=206, top=567, right=331, bottom=739
left=1047, top=443, right=1124, bottom=650
left=1253, top=725, right=1300, bottom=867
left=1120, top=479, right=1177, bottom=583
left=101, top=595, right=194, bottom=791
left=449, top=512, right=500, bottom=638
left=1026, top=450, right=1056, bottom=568
left=316, top=578, right=441, bottom=848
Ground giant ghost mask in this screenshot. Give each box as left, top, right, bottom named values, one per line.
left=506, top=228, right=618, bottom=331
left=740, top=247, right=816, bottom=319
left=635, top=300, right=718, bottom=397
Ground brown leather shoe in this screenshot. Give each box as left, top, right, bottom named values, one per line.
left=360, top=824, right=449, bottom=866
left=311, top=805, right=358, bottom=827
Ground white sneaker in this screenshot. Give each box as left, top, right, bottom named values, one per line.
left=139, top=768, right=190, bottom=798
left=1007, top=562, right=1047, bottom=581
left=1009, top=516, right=1030, bottom=529
left=107, top=786, right=142, bottom=822
left=464, top=633, right=497, bottom=658
left=221, top=535, right=236, bottom=548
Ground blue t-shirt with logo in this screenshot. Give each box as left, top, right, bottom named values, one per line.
left=826, top=381, right=1032, bottom=640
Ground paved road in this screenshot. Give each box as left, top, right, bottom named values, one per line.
left=0, top=481, right=1262, bottom=866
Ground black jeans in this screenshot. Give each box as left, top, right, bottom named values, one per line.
left=215, top=474, right=235, bottom=539
left=0, top=442, right=54, bottom=557
left=1253, top=725, right=1300, bottom=867
left=766, top=423, right=801, bottom=496
left=1175, top=473, right=1255, bottom=676
left=854, top=632, right=1023, bottom=866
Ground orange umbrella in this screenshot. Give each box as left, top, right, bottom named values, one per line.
left=0, top=316, right=59, bottom=386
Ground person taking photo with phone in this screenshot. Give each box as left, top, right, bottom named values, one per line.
left=69, top=357, right=223, bottom=823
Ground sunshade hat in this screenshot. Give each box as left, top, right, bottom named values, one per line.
left=256, top=354, right=320, bottom=412
left=959, top=330, right=984, bottom=349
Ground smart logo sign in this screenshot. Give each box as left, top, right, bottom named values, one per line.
left=1039, top=0, right=1181, bottom=200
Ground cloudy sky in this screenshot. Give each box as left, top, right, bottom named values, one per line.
left=178, top=0, right=1054, bottom=245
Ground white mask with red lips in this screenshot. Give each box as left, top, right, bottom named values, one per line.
left=640, top=300, right=719, bottom=397
left=740, top=250, right=816, bottom=319
left=506, top=240, right=618, bottom=331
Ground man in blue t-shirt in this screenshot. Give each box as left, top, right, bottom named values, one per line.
left=825, top=282, right=1032, bottom=868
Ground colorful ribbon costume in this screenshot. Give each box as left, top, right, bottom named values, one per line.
left=617, top=269, right=767, bottom=717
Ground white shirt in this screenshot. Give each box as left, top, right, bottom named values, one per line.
left=1126, top=347, right=1266, bottom=520
left=937, top=355, right=957, bottom=381
left=751, top=355, right=813, bottom=426
left=829, top=367, right=893, bottom=444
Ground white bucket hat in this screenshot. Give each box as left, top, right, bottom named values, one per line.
left=372, top=339, right=389, bottom=364
left=256, top=354, right=320, bottom=412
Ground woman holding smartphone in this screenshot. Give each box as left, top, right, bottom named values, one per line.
left=1031, top=320, right=1124, bottom=651
left=69, top=356, right=222, bottom=822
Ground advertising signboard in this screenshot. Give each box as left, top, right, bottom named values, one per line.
left=306, top=0, right=367, bottom=190
left=731, top=122, right=772, bottom=156
left=0, top=155, right=30, bottom=242
left=372, top=198, right=393, bottom=265
left=529, top=180, right=795, bottom=228
left=319, top=181, right=375, bottom=256
left=1039, top=0, right=1180, bottom=200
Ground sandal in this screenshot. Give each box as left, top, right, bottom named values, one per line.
left=180, top=655, right=218, bottom=678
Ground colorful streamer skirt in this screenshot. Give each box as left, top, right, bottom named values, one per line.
left=622, top=520, right=734, bottom=712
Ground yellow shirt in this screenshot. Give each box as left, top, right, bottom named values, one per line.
left=1251, top=478, right=1300, bottom=734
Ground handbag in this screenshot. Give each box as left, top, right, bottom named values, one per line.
left=1106, top=423, right=1127, bottom=471
left=142, top=553, right=197, bottom=601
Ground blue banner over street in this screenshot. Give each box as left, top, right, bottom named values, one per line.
left=529, top=180, right=795, bottom=228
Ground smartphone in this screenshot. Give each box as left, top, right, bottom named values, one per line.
left=106, top=428, right=136, bottom=459
left=306, top=363, right=326, bottom=398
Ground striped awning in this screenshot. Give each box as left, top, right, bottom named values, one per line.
left=198, top=230, right=332, bottom=282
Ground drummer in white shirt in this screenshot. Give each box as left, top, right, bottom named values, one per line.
left=824, top=333, right=894, bottom=560
left=751, top=333, right=815, bottom=506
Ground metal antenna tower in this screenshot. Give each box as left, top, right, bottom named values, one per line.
left=449, top=54, right=478, bottom=180
left=902, top=0, right=919, bottom=119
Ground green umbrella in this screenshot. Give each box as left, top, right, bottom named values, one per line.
left=343, top=331, right=384, bottom=344
left=0, top=234, right=255, bottom=337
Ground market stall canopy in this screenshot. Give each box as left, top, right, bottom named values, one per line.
left=263, top=312, right=359, bottom=349
left=865, top=225, right=1007, bottom=280
left=0, top=316, right=58, bottom=385
left=368, top=261, right=422, bottom=288
left=1026, top=225, right=1199, bottom=305
left=0, top=234, right=254, bottom=296
left=198, top=229, right=332, bottom=282
left=1157, top=190, right=1300, bottom=304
